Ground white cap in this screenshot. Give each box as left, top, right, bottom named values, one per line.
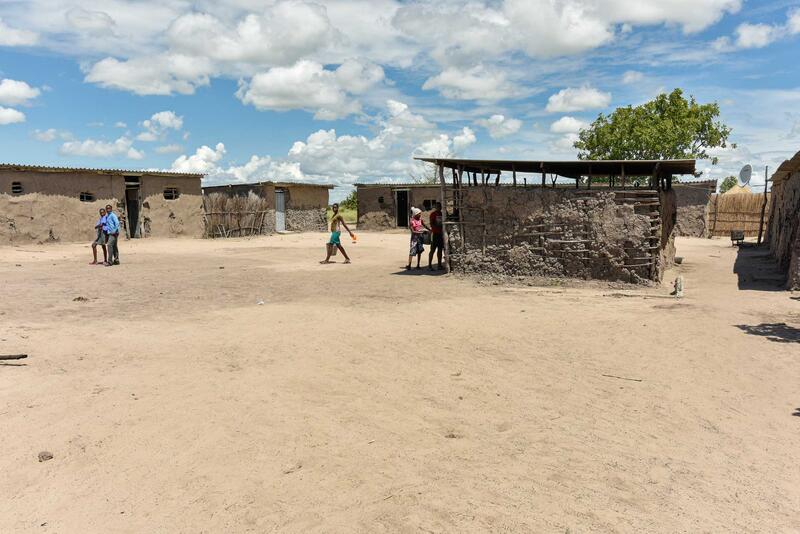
left=411, top=207, right=422, bottom=216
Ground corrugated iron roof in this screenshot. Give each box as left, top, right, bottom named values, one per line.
left=354, top=183, right=440, bottom=188
left=415, top=157, right=696, bottom=178
left=202, top=180, right=334, bottom=189
left=0, top=163, right=204, bottom=178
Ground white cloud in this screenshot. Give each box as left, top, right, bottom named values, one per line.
left=66, top=7, right=116, bottom=35
left=476, top=114, right=522, bottom=138
left=546, top=85, right=611, bottom=112
left=84, top=54, right=213, bottom=96
left=167, top=3, right=332, bottom=67
left=0, top=17, right=38, bottom=46
left=453, top=127, right=477, bottom=151
left=735, top=23, right=777, bottom=49
left=137, top=110, right=184, bottom=141
left=236, top=59, right=383, bottom=119
left=114, top=121, right=127, bottom=128
left=0, top=106, right=25, bottom=125
left=551, top=132, right=580, bottom=153
left=422, top=65, right=522, bottom=101
left=33, top=128, right=72, bottom=141
left=59, top=135, right=142, bottom=159
left=155, top=144, right=183, bottom=154
left=550, top=116, right=589, bottom=134
left=171, top=143, right=226, bottom=173
left=713, top=8, right=800, bottom=52
left=622, top=70, right=644, bottom=84
left=789, top=9, right=800, bottom=34
left=0, top=79, right=40, bottom=106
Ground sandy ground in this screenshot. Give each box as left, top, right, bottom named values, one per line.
left=1, top=233, right=799, bottom=533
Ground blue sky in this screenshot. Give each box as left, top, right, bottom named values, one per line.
left=1, top=0, right=799, bottom=199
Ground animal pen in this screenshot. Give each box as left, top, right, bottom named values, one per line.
left=417, top=158, right=697, bottom=283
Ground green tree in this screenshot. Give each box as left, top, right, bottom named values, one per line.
left=340, top=190, right=357, bottom=210
left=719, top=175, right=737, bottom=193
left=574, top=88, right=732, bottom=163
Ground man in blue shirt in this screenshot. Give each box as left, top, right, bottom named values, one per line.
left=105, top=204, right=121, bottom=266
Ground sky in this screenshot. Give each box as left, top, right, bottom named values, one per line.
left=1, top=0, right=799, bottom=200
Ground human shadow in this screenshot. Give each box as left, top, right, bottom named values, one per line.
left=793, top=407, right=800, bottom=417
left=391, top=267, right=446, bottom=276
left=733, top=245, right=785, bottom=291
left=734, top=323, right=800, bottom=343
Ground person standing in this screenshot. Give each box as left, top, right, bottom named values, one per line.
left=104, top=204, right=121, bottom=266
left=320, top=203, right=354, bottom=264
left=90, top=208, right=108, bottom=265
left=428, top=201, right=444, bottom=271
left=406, top=207, right=429, bottom=270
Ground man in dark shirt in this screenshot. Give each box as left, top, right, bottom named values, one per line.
left=428, top=201, right=444, bottom=271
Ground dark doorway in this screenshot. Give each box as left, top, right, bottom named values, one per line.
left=125, top=177, right=141, bottom=238
left=395, top=190, right=409, bottom=227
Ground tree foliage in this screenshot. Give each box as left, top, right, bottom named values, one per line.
left=409, top=162, right=439, bottom=184
left=574, top=89, right=732, bottom=163
left=719, top=175, right=737, bottom=194
left=340, top=190, right=357, bottom=210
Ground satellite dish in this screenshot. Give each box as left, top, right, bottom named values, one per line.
left=738, top=164, right=752, bottom=187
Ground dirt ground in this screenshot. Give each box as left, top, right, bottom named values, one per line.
left=1, top=234, right=798, bottom=533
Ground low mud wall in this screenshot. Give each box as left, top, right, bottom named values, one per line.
left=447, top=187, right=673, bottom=284
left=0, top=193, right=203, bottom=243
left=768, top=170, right=800, bottom=289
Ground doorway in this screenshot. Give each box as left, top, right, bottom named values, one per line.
left=125, top=177, right=141, bottom=238
left=395, top=189, right=409, bottom=227
left=275, top=190, right=286, bottom=232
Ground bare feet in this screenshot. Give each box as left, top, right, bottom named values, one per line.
left=319, top=260, right=334, bottom=264
left=89, top=261, right=98, bottom=265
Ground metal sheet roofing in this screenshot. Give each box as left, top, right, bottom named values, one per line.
left=415, top=157, right=696, bottom=178
left=0, top=163, right=204, bottom=178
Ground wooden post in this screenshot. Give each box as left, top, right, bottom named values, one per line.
left=438, top=163, right=451, bottom=273
left=757, top=165, right=769, bottom=244
left=587, top=164, right=592, bottom=190
left=512, top=166, right=517, bottom=186
left=495, top=171, right=501, bottom=186
left=621, top=164, right=626, bottom=189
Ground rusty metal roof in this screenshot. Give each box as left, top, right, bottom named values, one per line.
left=202, top=180, right=334, bottom=190
left=0, top=163, right=204, bottom=178
left=415, top=157, right=696, bottom=178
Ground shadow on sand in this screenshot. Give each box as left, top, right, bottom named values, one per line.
left=733, top=244, right=786, bottom=291
left=391, top=267, right=446, bottom=276
left=734, top=323, right=800, bottom=344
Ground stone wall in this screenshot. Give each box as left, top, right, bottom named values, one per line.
left=768, top=169, right=800, bottom=289
left=286, top=208, right=327, bottom=232
left=447, top=187, right=673, bottom=284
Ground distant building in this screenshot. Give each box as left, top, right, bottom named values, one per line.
left=355, top=183, right=441, bottom=229
left=202, top=181, right=333, bottom=234
left=0, top=164, right=204, bottom=243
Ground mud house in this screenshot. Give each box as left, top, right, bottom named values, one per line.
left=766, top=149, right=800, bottom=289
left=355, top=183, right=441, bottom=229
left=201, top=181, right=332, bottom=236
left=0, top=164, right=204, bottom=243
left=415, top=157, right=697, bottom=284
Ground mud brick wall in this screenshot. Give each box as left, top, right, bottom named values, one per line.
left=673, top=182, right=714, bottom=237
left=768, top=170, right=800, bottom=289
left=447, top=187, right=674, bottom=283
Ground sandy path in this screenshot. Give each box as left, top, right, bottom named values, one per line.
left=1, top=234, right=798, bottom=532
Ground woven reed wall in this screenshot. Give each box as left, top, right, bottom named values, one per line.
left=707, top=192, right=770, bottom=237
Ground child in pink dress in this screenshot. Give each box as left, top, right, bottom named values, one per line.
left=406, top=207, right=430, bottom=270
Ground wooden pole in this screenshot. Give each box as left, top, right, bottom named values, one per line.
left=512, top=166, right=517, bottom=186
left=757, top=165, right=769, bottom=244
left=621, top=164, right=626, bottom=189
left=438, top=163, right=451, bottom=273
